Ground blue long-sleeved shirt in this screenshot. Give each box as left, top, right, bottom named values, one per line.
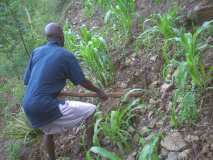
left=23, top=41, right=85, bottom=128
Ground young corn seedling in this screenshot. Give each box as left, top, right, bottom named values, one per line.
left=64, top=24, right=115, bottom=87
left=93, top=99, right=141, bottom=152
left=104, top=0, right=136, bottom=39
left=139, top=10, right=181, bottom=78
left=64, top=23, right=80, bottom=55
left=176, top=20, right=213, bottom=87
left=170, top=60, right=199, bottom=127
left=86, top=146, right=121, bottom=160
left=137, top=134, right=162, bottom=160
left=79, top=26, right=115, bottom=87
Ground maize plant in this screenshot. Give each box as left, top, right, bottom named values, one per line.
left=79, top=26, right=115, bottom=87
left=139, top=10, right=180, bottom=79
left=93, top=99, right=141, bottom=151
left=64, top=23, right=80, bottom=54
left=64, top=25, right=115, bottom=87
left=137, top=134, right=162, bottom=160
left=104, top=0, right=136, bottom=38
left=176, top=20, right=213, bottom=87
left=86, top=146, right=121, bottom=160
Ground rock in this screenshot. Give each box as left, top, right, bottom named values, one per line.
left=127, top=151, right=137, bottom=160
left=166, top=152, right=178, bottom=160
left=119, top=82, right=128, bottom=88
left=178, top=149, right=191, bottom=160
left=201, top=144, right=210, bottom=154
left=161, top=132, right=187, bottom=152
left=149, top=98, right=157, bottom=105
left=184, top=135, right=199, bottom=143
left=20, top=147, right=32, bottom=160
left=160, top=83, right=174, bottom=94
left=187, top=4, right=213, bottom=25
left=150, top=55, right=158, bottom=62
left=148, top=118, right=157, bottom=129
left=139, top=126, right=150, bottom=137
left=128, top=126, right=135, bottom=134
left=149, top=80, right=160, bottom=88
left=133, top=133, right=140, bottom=144
left=159, top=148, right=169, bottom=159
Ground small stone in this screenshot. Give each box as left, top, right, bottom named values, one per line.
left=133, top=133, right=140, bottom=144
left=139, top=126, right=150, bottom=137
left=149, top=98, right=157, bottom=105
left=160, top=148, right=169, bottom=159
left=149, top=80, right=160, bottom=88
left=178, top=149, right=191, bottom=160
left=161, top=132, right=187, bottom=152
left=148, top=118, right=157, bottom=129
left=210, top=143, right=213, bottom=150
left=184, top=135, right=199, bottom=143
left=166, top=152, right=178, bottom=160
left=127, top=151, right=137, bottom=160
left=128, top=126, right=135, bottom=133
left=160, top=83, right=174, bottom=94
left=201, top=144, right=210, bottom=154
left=150, top=55, right=158, bottom=62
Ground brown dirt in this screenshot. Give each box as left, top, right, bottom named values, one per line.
left=2, top=0, right=212, bottom=159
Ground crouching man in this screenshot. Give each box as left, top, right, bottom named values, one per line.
left=23, top=23, right=108, bottom=160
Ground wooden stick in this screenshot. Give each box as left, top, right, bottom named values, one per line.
left=59, top=92, right=143, bottom=98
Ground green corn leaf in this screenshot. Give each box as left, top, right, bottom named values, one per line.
left=89, top=146, right=121, bottom=160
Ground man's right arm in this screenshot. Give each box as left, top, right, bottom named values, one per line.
left=80, top=79, right=108, bottom=101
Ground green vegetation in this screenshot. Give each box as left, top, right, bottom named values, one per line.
left=93, top=99, right=141, bottom=151
left=137, top=134, right=162, bottom=160
left=1, top=0, right=213, bottom=159
left=86, top=146, right=121, bottom=160
left=64, top=24, right=115, bottom=87
left=6, top=141, right=22, bottom=160
left=3, top=108, right=42, bottom=143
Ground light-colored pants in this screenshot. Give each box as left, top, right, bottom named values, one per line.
left=40, top=101, right=96, bottom=135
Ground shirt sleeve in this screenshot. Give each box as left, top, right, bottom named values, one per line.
left=65, top=53, right=86, bottom=85
left=23, top=54, right=33, bottom=85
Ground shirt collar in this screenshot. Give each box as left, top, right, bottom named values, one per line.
left=47, top=41, right=60, bottom=46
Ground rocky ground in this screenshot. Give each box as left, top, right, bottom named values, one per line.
left=59, top=0, right=213, bottom=159
left=1, top=0, right=213, bottom=160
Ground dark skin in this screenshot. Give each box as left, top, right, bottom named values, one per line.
left=44, top=23, right=108, bottom=160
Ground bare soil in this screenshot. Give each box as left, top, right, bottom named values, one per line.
left=1, top=0, right=212, bottom=159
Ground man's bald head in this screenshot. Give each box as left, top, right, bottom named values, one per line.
left=44, top=23, right=64, bottom=46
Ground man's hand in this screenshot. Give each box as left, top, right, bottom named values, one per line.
left=96, top=90, right=108, bottom=101
left=80, top=79, right=108, bottom=101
